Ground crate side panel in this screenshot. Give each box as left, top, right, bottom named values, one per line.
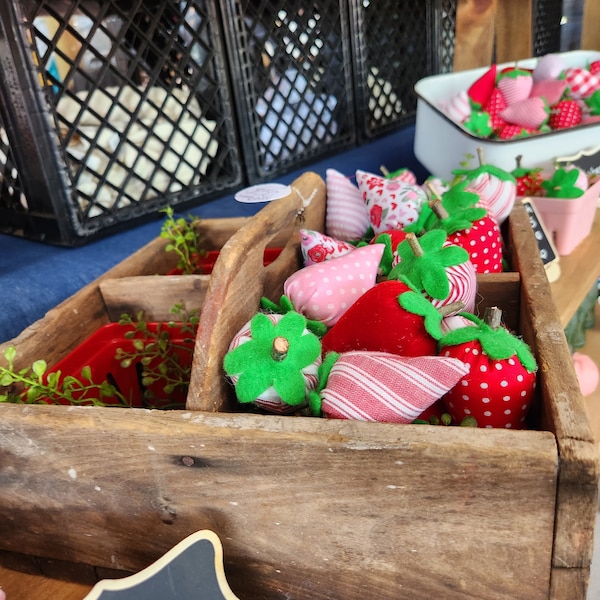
left=0, top=0, right=243, bottom=245
left=0, top=404, right=558, bottom=600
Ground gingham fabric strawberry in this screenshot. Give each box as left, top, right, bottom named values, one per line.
left=497, top=68, right=533, bottom=105
left=224, top=311, right=322, bottom=413
left=438, top=309, right=537, bottom=429
left=564, top=67, right=600, bottom=100
left=590, top=60, right=600, bottom=76
left=388, top=229, right=477, bottom=313
left=549, top=99, right=582, bottom=129
left=356, top=169, right=428, bottom=234
left=308, top=350, right=469, bottom=424
left=467, top=64, right=497, bottom=109
left=321, top=281, right=445, bottom=358
left=325, top=168, right=370, bottom=241
left=500, top=96, right=549, bottom=129
left=452, top=152, right=517, bottom=225
left=284, top=243, right=385, bottom=327
left=299, top=229, right=355, bottom=266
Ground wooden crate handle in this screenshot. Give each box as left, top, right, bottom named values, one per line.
left=186, top=172, right=326, bottom=412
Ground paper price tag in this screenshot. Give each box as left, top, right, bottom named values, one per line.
left=235, top=183, right=291, bottom=204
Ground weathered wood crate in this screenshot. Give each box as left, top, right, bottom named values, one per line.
left=0, top=172, right=597, bottom=600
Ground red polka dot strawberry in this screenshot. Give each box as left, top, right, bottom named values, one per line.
left=425, top=182, right=503, bottom=274
left=438, top=307, right=537, bottom=429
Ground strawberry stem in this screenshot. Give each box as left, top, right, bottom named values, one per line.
left=405, top=232, right=424, bottom=257
left=429, top=198, right=450, bottom=220
left=483, top=306, right=503, bottom=329
left=477, top=146, right=485, bottom=166
left=271, top=336, right=290, bottom=361
left=438, top=301, right=465, bottom=317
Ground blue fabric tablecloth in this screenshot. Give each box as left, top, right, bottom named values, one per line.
left=0, top=125, right=427, bottom=343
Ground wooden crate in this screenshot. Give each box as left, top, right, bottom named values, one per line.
left=0, top=172, right=597, bottom=600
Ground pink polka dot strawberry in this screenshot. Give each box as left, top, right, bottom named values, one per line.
left=438, top=307, right=537, bottom=429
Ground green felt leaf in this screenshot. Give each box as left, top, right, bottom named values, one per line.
left=585, top=90, right=600, bottom=116
left=541, top=167, right=585, bottom=198
left=372, top=233, right=394, bottom=275
left=224, top=311, right=323, bottom=405
left=452, top=164, right=517, bottom=184
left=463, top=111, right=493, bottom=137
left=398, top=291, right=444, bottom=340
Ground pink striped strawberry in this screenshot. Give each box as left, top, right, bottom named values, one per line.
left=500, top=96, right=549, bottom=129
left=308, top=350, right=469, bottom=423
left=549, top=99, right=582, bottom=129
left=497, top=68, right=533, bottom=105
left=438, top=309, right=537, bottom=429
left=467, top=64, right=497, bottom=109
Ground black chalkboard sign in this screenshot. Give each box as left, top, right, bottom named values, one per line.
left=84, top=531, right=240, bottom=600
left=521, top=199, right=560, bottom=282
left=556, top=146, right=600, bottom=177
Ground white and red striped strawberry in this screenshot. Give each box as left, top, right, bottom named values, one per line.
left=438, top=308, right=537, bottom=429
left=549, top=99, right=582, bottom=129
left=309, top=350, right=469, bottom=423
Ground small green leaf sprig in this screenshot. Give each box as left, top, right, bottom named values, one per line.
left=116, top=304, right=199, bottom=406
left=160, top=206, right=207, bottom=274
left=0, top=346, right=126, bottom=406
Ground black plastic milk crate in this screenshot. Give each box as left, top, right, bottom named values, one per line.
left=219, top=0, right=356, bottom=183
left=349, top=0, right=458, bottom=142
left=0, top=0, right=242, bottom=246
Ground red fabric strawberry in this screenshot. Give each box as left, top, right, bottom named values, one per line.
left=590, top=60, right=600, bottom=76
left=309, top=350, right=469, bottom=423
left=512, top=155, right=544, bottom=197
left=438, top=309, right=537, bottom=429
left=496, top=123, right=535, bottom=140
left=467, top=64, right=497, bottom=109
left=483, top=87, right=508, bottom=131
left=321, top=280, right=443, bottom=358
left=549, top=99, right=582, bottom=129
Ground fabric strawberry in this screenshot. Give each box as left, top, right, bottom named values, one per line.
left=532, top=53, right=565, bottom=82
left=366, top=229, right=407, bottom=276
left=541, top=166, right=587, bottom=198
left=462, top=110, right=493, bottom=138
left=496, top=123, right=536, bottom=140
left=584, top=89, right=600, bottom=116
left=590, top=60, right=600, bottom=76
left=389, top=230, right=477, bottom=313
left=483, top=87, right=508, bottom=131
left=467, top=64, right=497, bottom=109
left=356, top=169, right=428, bottom=234
left=299, top=229, right=354, bottom=266
left=438, top=309, right=537, bottom=429
left=425, top=184, right=503, bottom=274
left=224, top=311, right=322, bottom=413
left=497, top=68, right=533, bottom=105
left=381, top=166, right=418, bottom=185
left=325, top=168, right=370, bottom=241
left=308, top=350, right=469, bottom=424
left=564, top=67, right=600, bottom=100
left=530, top=79, right=567, bottom=107
left=321, top=281, right=445, bottom=358
left=452, top=151, right=517, bottom=225
left=512, top=157, right=544, bottom=197
left=500, top=96, right=549, bottom=129
left=440, top=90, right=472, bottom=123
left=284, top=243, right=385, bottom=327
left=549, top=99, right=582, bottom=129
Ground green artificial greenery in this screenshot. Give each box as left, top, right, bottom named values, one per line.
left=160, top=206, right=206, bottom=274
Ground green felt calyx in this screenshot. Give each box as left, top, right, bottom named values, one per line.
left=438, top=312, right=537, bottom=373
left=308, top=351, right=340, bottom=416
left=397, top=290, right=446, bottom=341
left=541, top=167, right=585, bottom=198
left=388, top=230, right=469, bottom=300
left=260, top=295, right=328, bottom=337
left=224, top=311, right=322, bottom=405
left=426, top=180, right=487, bottom=234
